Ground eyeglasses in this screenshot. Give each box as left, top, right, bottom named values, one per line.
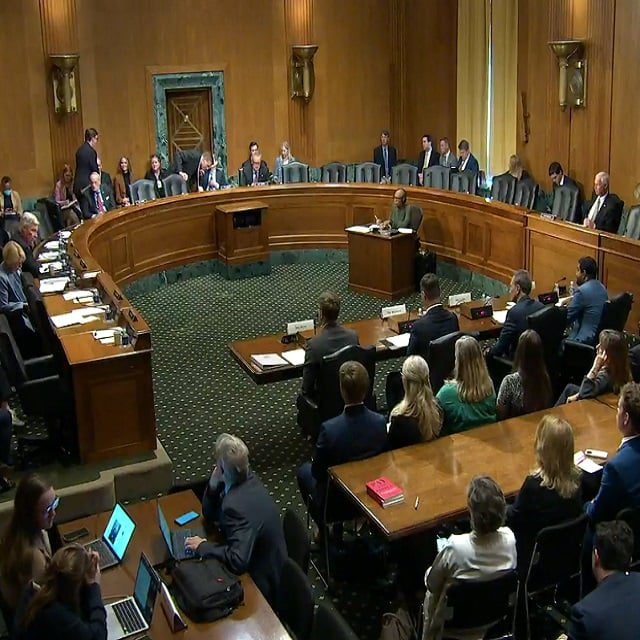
left=45, top=495, right=60, bottom=515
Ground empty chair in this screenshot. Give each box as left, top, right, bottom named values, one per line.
left=283, top=508, right=310, bottom=574
left=491, top=173, right=517, bottom=204
left=427, top=331, right=462, bottom=394
left=35, top=198, right=61, bottom=234
left=162, top=173, right=188, bottom=196
left=282, top=162, right=310, bottom=184
left=354, top=162, right=380, bottom=184
left=514, top=178, right=539, bottom=209
left=599, top=292, right=633, bottom=332
left=391, top=163, right=418, bottom=186
left=561, top=340, right=595, bottom=387
left=311, top=601, right=359, bottom=640
left=277, top=558, right=314, bottom=640
left=321, top=163, right=347, bottom=183
left=450, top=170, right=478, bottom=195
left=551, top=184, right=580, bottom=222
left=129, top=179, right=156, bottom=203
left=423, top=166, right=450, bottom=190
left=527, top=305, right=567, bottom=375
left=624, top=206, right=640, bottom=240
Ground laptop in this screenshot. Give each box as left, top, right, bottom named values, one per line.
left=105, top=553, right=160, bottom=640
left=157, top=503, right=205, bottom=561
left=85, top=503, right=136, bottom=570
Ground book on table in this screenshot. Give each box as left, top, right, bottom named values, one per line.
left=366, top=476, right=405, bottom=508
left=250, top=353, right=288, bottom=369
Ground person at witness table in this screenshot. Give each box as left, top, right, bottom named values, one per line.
left=198, top=153, right=227, bottom=191
left=273, top=141, right=295, bottom=182
left=12, top=212, right=40, bottom=281
left=416, top=134, right=440, bottom=185
left=144, top=154, right=169, bottom=199
left=388, top=356, right=442, bottom=450
left=569, top=521, right=640, bottom=640
left=421, top=475, right=516, bottom=640
left=506, top=415, right=583, bottom=571
left=14, top=544, right=105, bottom=640
left=377, top=188, right=411, bottom=229
left=96, top=157, right=114, bottom=204
left=53, top=164, right=81, bottom=227
left=72, top=128, right=99, bottom=200
left=1, top=176, right=23, bottom=214
left=185, top=433, right=286, bottom=608
left=246, top=152, right=271, bottom=186
left=456, top=139, right=480, bottom=174
left=556, top=329, right=631, bottom=405
left=113, top=156, right=133, bottom=206
left=438, top=137, right=457, bottom=169
left=548, top=161, right=582, bottom=222
left=240, top=141, right=260, bottom=184
left=560, top=256, right=608, bottom=345
left=437, top=335, right=497, bottom=435
left=373, top=129, right=397, bottom=181
left=80, top=172, right=114, bottom=220
left=581, top=171, right=624, bottom=233
left=496, top=330, right=553, bottom=420
left=173, top=148, right=213, bottom=190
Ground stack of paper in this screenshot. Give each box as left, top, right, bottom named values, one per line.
left=50, top=312, right=99, bottom=329
left=44, top=240, right=60, bottom=250
left=345, top=225, right=371, bottom=233
left=40, top=277, right=70, bottom=294
left=59, top=230, right=72, bottom=239
left=251, top=353, right=288, bottom=369
left=39, top=261, right=63, bottom=274
left=574, top=451, right=603, bottom=473
left=38, top=251, right=60, bottom=262
left=63, top=290, right=94, bottom=303
left=81, top=270, right=101, bottom=279
left=383, top=333, right=411, bottom=350
left=492, top=310, right=508, bottom=325
left=282, top=348, right=306, bottom=366
left=72, top=306, right=106, bottom=318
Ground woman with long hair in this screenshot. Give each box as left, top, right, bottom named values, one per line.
left=114, top=156, right=133, bottom=206
left=52, top=164, right=81, bottom=226
left=144, top=153, right=169, bottom=199
left=274, top=141, right=295, bottom=182
left=436, top=335, right=497, bottom=435
left=497, top=329, right=553, bottom=419
left=388, top=356, right=442, bottom=449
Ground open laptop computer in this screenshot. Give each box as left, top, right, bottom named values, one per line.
left=157, top=502, right=205, bottom=561
left=84, top=503, right=136, bottom=570
left=105, top=552, right=160, bottom=640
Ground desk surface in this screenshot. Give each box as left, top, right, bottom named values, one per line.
left=329, top=399, right=618, bottom=541
left=59, top=491, right=290, bottom=640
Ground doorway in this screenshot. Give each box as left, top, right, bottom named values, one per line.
left=166, top=88, right=213, bottom=164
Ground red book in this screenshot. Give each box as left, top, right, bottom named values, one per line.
left=366, top=476, right=404, bottom=506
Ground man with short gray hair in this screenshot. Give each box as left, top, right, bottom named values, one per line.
left=13, top=212, right=40, bottom=280
left=582, top=171, right=623, bottom=233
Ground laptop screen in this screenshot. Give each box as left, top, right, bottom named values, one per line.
left=102, top=503, right=136, bottom=561
left=133, top=553, right=160, bottom=624
left=156, top=503, right=174, bottom=557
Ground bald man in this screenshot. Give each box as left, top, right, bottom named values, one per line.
left=582, top=172, right=623, bottom=233
left=377, top=189, right=412, bottom=230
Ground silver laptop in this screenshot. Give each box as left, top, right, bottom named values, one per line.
left=85, top=503, right=136, bottom=570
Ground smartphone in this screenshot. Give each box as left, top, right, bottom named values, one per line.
left=63, top=527, right=90, bottom=543
left=175, top=511, right=200, bottom=526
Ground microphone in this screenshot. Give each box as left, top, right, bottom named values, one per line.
left=556, top=276, right=567, bottom=283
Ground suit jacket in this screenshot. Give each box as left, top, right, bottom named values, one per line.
left=12, top=234, right=39, bottom=280
left=72, top=142, right=99, bottom=197
left=567, top=278, right=608, bottom=345
left=553, top=175, right=582, bottom=222
left=80, top=187, right=115, bottom=219
left=301, top=323, right=359, bottom=398
left=240, top=160, right=271, bottom=186
left=569, top=572, right=640, bottom=640
left=439, top=150, right=457, bottom=168
left=457, top=153, right=480, bottom=174
left=407, top=304, right=459, bottom=360
left=2, top=190, right=23, bottom=214
left=144, top=168, right=170, bottom=198
left=416, top=149, right=440, bottom=171
left=199, top=473, right=286, bottom=607
left=488, top=296, right=544, bottom=358
left=173, top=149, right=203, bottom=189
left=0, top=263, right=27, bottom=314
left=99, top=171, right=114, bottom=204
left=199, top=167, right=228, bottom=191
left=582, top=192, right=624, bottom=234
left=373, top=145, right=398, bottom=179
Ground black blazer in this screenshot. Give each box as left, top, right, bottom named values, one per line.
left=80, top=187, right=114, bottom=219
left=240, top=160, right=271, bottom=186
left=199, top=167, right=228, bottom=191
left=12, top=234, right=39, bottom=280
left=144, top=168, right=170, bottom=198
left=488, top=295, right=544, bottom=358
left=72, top=142, right=99, bottom=198
left=416, top=149, right=440, bottom=171
left=173, top=150, right=203, bottom=189
left=373, top=145, right=398, bottom=179
left=457, top=153, right=480, bottom=174
left=200, top=473, right=287, bottom=608
left=582, top=192, right=624, bottom=234
left=387, top=414, right=423, bottom=450
left=407, top=304, right=459, bottom=360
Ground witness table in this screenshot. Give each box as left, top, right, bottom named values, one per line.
left=58, top=491, right=290, bottom=640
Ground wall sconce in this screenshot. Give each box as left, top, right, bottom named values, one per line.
left=290, top=45, right=318, bottom=103
left=548, top=40, right=586, bottom=111
left=50, top=54, right=79, bottom=114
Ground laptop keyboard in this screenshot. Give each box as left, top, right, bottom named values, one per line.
left=113, top=599, right=145, bottom=634
left=86, top=539, right=117, bottom=567
left=173, top=529, right=194, bottom=557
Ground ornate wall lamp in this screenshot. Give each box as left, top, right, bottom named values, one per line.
left=548, top=40, right=586, bottom=111
left=50, top=53, right=79, bottom=114
left=290, top=45, right=318, bottom=103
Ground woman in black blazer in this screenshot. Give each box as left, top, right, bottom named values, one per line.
left=144, top=154, right=169, bottom=199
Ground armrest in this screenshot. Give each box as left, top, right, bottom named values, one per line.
left=25, top=355, right=56, bottom=379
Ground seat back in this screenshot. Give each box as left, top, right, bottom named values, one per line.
left=283, top=508, right=310, bottom=574
left=130, top=179, right=156, bottom=203
left=599, top=292, right=633, bottom=332
left=277, top=558, right=314, bottom=640
left=514, top=178, right=539, bottom=209
left=427, top=331, right=462, bottom=394
left=491, top=173, right=516, bottom=204
left=423, top=166, right=450, bottom=190
left=25, top=284, right=55, bottom=357
left=282, top=162, right=309, bottom=184
left=450, top=170, right=478, bottom=195
left=162, top=174, right=188, bottom=196
left=562, top=340, right=595, bottom=387
left=624, top=206, right=640, bottom=240
left=35, top=198, right=60, bottom=234
left=311, top=600, right=358, bottom=640
left=408, top=205, right=423, bottom=232
left=527, top=305, right=567, bottom=373
left=354, top=162, right=381, bottom=184
left=391, top=163, right=418, bottom=186
left=0, top=315, right=28, bottom=386
left=551, top=184, right=579, bottom=221
left=321, top=163, right=347, bottom=183
left=616, top=507, right=640, bottom=566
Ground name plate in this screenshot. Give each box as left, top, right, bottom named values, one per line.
left=380, top=304, right=407, bottom=319
left=286, top=319, right=315, bottom=335
left=448, top=293, right=472, bottom=307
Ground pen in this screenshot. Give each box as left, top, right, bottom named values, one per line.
left=414, top=497, right=420, bottom=510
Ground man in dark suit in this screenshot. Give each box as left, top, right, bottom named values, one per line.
left=548, top=161, right=582, bottom=222
left=12, top=212, right=40, bottom=280
left=241, top=152, right=271, bottom=186
left=199, top=154, right=227, bottom=191
left=239, top=141, right=260, bottom=185
left=438, top=137, right=457, bottom=169
left=72, top=128, right=99, bottom=200
left=373, top=130, right=397, bottom=181
left=96, top=157, right=114, bottom=204
left=570, top=521, right=640, bottom=639
left=416, top=134, right=440, bottom=185
left=186, top=433, right=286, bottom=608
left=457, top=139, right=480, bottom=174
left=80, top=172, right=115, bottom=219
left=173, top=149, right=214, bottom=191
left=581, top=171, right=624, bottom=234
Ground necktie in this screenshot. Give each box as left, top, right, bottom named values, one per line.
left=588, top=196, right=602, bottom=222
left=95, top=190, right=105, bottom=213
left=383, top=147, right=389, bottom=175
left=253, top=169, right=258, bottom=184
left=423, top=150, right=430, bottom=170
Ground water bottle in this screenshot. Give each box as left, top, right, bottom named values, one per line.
left=569, top=280, right=576, bottom=295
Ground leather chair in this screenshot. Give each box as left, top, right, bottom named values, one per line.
left=277, top=558, right=314, bottom=640
left=427, top=331, right=463, bottom=394
left=616, top=507, right=640, bottom=568
left=450, top=170, right=478, bottom=195
left=282, top=161, right=310, bottom=184
left=561, top=340, right=595, bottom=387
left=391, top=163, right=418, bottom=186
left=527, top=305, right=567, bottom=377
left=600, top=292, right=633, bottom=332
left=311, top=601, right=358, bottom=640
left=321, top=163, right=347, bottom=183
left=354, top=162, right=381, bottom=183
left=423, top=166, right=450, bottom=190
left=283, top=508, right=310, bottom=574
left=514, top=178, right=539, bottom=210
left=408, top=205, right=423, bottom=232
left=624, top=205, right=640, bottom=240
left=35, top=198, right=62, bottom=234
left=491, top=173, right=516, bottom=204
left=162, top=173, right=188, bottom=196
left=129, top=179, right=156, bottom=203
left=551, top=184, right=580, bottom=221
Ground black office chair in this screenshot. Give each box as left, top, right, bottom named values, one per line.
left=129, top=179, right=156, bottom=203
left=624, top=205, right=640, bottom=240
left=491, top=173, right=517, bottom=204
left=450, top=170, right=478, bottom=195
left=561, top=340, right=595, bottom=388
left=321, top=163, right=347, bottom=183
left=391, top=163, right=418, bottom=186
left=354, top=162, right=381, bottom=184
left=427, top=331, right=462, bottom=394
left=527, top=306, right=567, bottom=377
left=551, top=185, right=580, bottom=222
left=311, top=601, right=359, bottom=640
left=277, top=558, right=314, bottom=640
left=599, top=292, right=633, bottom=332
left=616, top=507, right=640, bottom=568
left=162, top=174, right=188, bottom=196
left=35, top=197, right=62, bottom=234
left=514, top=179, right=539, bottom=209
left=423, top=166, right=450, bottom=190
left=408, top=205, right=423, bottom=232
left=24, top=284, right=57, bottom=358
left=283, top=508, right=310, bottom=574
left=282, top=162, right=310, bottom=184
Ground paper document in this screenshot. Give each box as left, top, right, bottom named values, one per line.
left=384, top=333, right=411, bottom=349
left=251, top=353, right=288, bottom=368
left=39, top=262, right=63, bottom=274
left=574, top=451, right=603, bottom=474
left=505, top=301, right=515, bottom=309
left=59, top=230, right=71, bottom=239
left=51, top=313, right=80, bottom=328
left=345, top=225, right=371, bottom=233
left=71, top=306, right=106, bottom=318
left=38, top=251, right=60, bottom=262
left=556, top=297, right=570, bottom=307
left=63, top=290, right=94, bottom=302
left=40, top=278, right=68, bottom=294
left=492, top=310, right=508, bottom=325
left=81, top=270, right=101, bottom=279
left=397, top=228, right=413, bottom=234
left=44, top=240, right=60, bottom=250
left=99, top=336, right=115, bottom=345
left=93, top=329, right=117, bottom=339
left=282, top=349, right=306, bottom=366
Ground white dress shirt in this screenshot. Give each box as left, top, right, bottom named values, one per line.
left=588, top=194, right=607, bottom=222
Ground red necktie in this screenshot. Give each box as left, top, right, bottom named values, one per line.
left=96, top=190, right=105, bottom=213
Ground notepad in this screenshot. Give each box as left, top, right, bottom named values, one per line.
left=574, top=451, right=603, bottom=473
left=397, top=227, right=413, bottom=234
left=492, top=309, right=509, bottom=325
left=59, top=230, right=72, bottom=239
left=44, top=240, right=60, bottom=250
left=63, top=290, right=94, bottom=302
left=345, top=225, right=371, bottom=233
left=81, top=270, right=101, bottom=279
left=93, top=329, right=117, bottom=340
left=384, top=333, right=411, bottom=349
left=39, top=262, right=63, bottom=274
left=281, top=349, right=306, bottom=366
left=40, top=277, right=69, bottom=294
left=38, top=251, right=60, bottom=262
left=251, top=353, right=288, bottom=368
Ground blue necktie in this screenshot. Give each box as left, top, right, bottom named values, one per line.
left=383, top=147, right=388, bottom=175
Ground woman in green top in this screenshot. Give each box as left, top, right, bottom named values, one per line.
left=436, top=335, right=497, bottom=435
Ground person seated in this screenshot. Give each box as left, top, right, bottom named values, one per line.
left=173, top=148, right=213, bottom=190
left=388, top=356, right=442, bottom=450
left=0, top=475, right=60, bottom=615
left=80, top=172, right=114, bottom=219
left=240, top=141, right=260, bottom=184
left=14, top=544, right=105, bottom=640
left=570, top=521, right=640, bottom=640
left=436, top=335, right=497, bottom=435
left=113, top=156, right=133, bottom=206
left=245, top=152, right=271, bottom=186
left=274, top=141, right=295, bottom=183
left=556, top=329, right=631, bottom=405
left=144, top=154, right=169, bottom=198
left=376, top=188, right=415, bottom=230
left=560, top=256, right=608, bottom=345
left=438, top=137, right=457, bottom=168
left=96, top=158, right=114, bottom=204
left=507, top=154, right=529, bottom=181
left=496, top=330, right=553, bottom=420
left=421, top=475, right=516, bottom=640
left=416, top=134, right=439, bottom=184
left=548, top=161, right=582, bottom=222
left=185, top=433, right=286, bottom=608
left=1, top=176, right=23, bottom=214
left=506, top=415, right=583, bottom=571
left=373, top=129, right=397, bottom=181
left=52, top=164, right=81, bottom=227
left=581, top=171, right=624, bottom=233
left=198, top=152, right=227, bottom=191
left=456, top=139, right=480, bottom=173
left=12, top=213, right=40, bottom=281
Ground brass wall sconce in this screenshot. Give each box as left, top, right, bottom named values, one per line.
left=290, top=45, right=318, bottom=103
left=50, top=53, right=79, bottom=114
left=548, top=40, right=586, bottom=111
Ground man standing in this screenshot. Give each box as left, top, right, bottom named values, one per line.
left=548, top=161, right=581, bottom=222
left=417, top=134, right=440, bottom=185
left=457, top=139, right=480, bottom=173
left=582, top=172, right=624, bottom=233
left=174, top=149, right=214, bottom=191
left=199, top=153, right=227, bottom=191
left=80, top=172, right=114, bottom=219
left=373, top=130, right=397, bottom=181
left=73, top=128, right=99, bottom=200
left=438, top=138, right=457, bottom=169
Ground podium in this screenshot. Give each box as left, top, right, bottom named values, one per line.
left=347, top=229, right=416, bottom=300
left=216, top=200, right=270, bottom=279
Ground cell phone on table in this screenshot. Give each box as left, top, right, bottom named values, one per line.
left=63, top=527, right=89, bottom=543
left=175, top=511, right=200, bottom=526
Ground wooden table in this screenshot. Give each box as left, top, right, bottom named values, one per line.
left=58, top=491, right=290, bottom=640
left=596, top=392, right=619, bottom=409
left=329, top=400, right=618, bottom=541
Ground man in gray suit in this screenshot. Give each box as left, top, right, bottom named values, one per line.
left=438, top=137, right=457, bottom=168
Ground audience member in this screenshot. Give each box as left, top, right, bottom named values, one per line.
left=438, top=138, right=457, bottom=168
left=185, top=433, right=286, bottom=608
left=274, top=141, right=295, bottom=182
left=561, top=256, right=608, bottom=345
left=174, top=148, right=212, bottom=190
left=496, top=329, right=553, bottom=420
left=456, top=139, right=479, bottom=173
left=12, top=212, right=40, bottom=280
left=437, top=335, right=497, bottom=435
left=506, top=415, right=582, bottom=570
left=373, top=130, right=397, bottom=181
left=114, top=156, right=133, bottom=206
left=582, top=171, right=624, bottom=233
left=507, top=154, right=528, bottom=181
left=416, top=134, right=439, bottom=185
left=240, top=141, right=260, bottom=183
left=80, top=173, right=114, bottom=219
left=199, top=152, right=227, bottom=191
left=570, top=521, right=640, bottom=640
left=245, top=152, right=271, bottom=186
left=421, top=475, right=516, bottom=640
left=1, top=177, right=23, bottom=214
left=548, top=161, right=581, bottom=222
left=388, top=356, right=442, bottom=450
left=630, top=343, right=640, bottom=383
left=96, top=157, right=114, bottom=203
left=72, top=128, right=99, bottom=200
left=144, top=154, right=169, bottom=198
left=14, top=544, right=105, bottom=640
left=53, top=164, right=81, bottom=226
left=556, top=329, right=631, bottom=405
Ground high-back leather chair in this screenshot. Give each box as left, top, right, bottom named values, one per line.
left=35, top=198, right=62, bottom=233
left=514, top=178, right=539, bottom=209
left=391, top=163, right=418, bottom=186
left=450, top=170, right=478, bottom=195
left=423, top=166, right=450, bottom=190
left=321, top=163, right=347, bottom=184
left=624, top=205, right=640, bottom=240
left=527, top=305, right=567, bottom=375
left=491, top=173, right=516, bottom=204
left=551, top=184, right=580, bottom=221
left=162, top=174, right=188, bottom=196
left=282, top=162, right=309, bottom=184
left=427, top=331, right=462, bottom=394
left=408, top=205, right=423, bottom=232
left=599, top=292, right=633, bottom=332
left=354, top=162, right=381, bottom=183
left=129, top=179, right=156, bottom=203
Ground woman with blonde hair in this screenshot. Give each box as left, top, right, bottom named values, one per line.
left=274, top=141, right=295, bottom=182
left=436, top=335, right=496, bottom=435
left=388, top=355, right=442, bottom=449
left=508, top=154, right=528, bottom=181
